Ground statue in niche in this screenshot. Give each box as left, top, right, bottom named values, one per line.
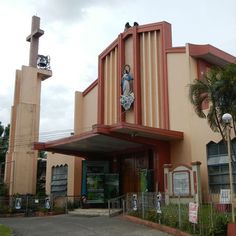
left=120, top=64, right=135, bottom=111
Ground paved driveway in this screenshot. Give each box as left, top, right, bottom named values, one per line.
left=0, top=214, right=170, bottom=236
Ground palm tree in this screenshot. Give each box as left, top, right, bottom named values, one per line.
left=0, top=123, right=10, bottom=163
left=213, top=64, right=236, bottom=135
left=189, top=64, right=236, bottom=140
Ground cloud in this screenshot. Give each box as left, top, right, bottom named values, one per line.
left=40, top=84, right=74, bottom=132
left=1, top=0, right=236, bottom=134
left=30, top=0, right=121, bottom=25
left=0, top=92, right=14, bottom=126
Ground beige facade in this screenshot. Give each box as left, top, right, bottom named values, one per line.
left=74, top=84, right=98, bottom=135
left=37, top=22, right=236, bottom=201
left=5, top=66, right=51, bottom=195
left=45, top=86, right=98, bottom=196
left=46, top=153, right=82, bottom=196
left=167, top=45, right=221, bottom=195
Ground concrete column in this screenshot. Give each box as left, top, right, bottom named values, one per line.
left=191, top=161, right=202, bottom=203
left=163, top=164, right=172, bottom=204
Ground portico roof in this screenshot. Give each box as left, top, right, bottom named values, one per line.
left=188, top=44, right=236, bottom=66
left=34, top=123, right=183, bottom=158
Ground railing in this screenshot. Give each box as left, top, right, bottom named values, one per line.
left=108, top=194, right=125, bottom=217
left=0, top=195, right=82, bottom=216
left=1, top=191, right=234, bottom=235
left=124, top=191, right=235, bottom=236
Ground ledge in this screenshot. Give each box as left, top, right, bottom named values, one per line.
left=123, top=214, right=191, bottom=236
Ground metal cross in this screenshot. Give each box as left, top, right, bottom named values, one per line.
left=26, top=16, right=44, bottom=67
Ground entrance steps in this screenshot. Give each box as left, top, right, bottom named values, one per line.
left=68, top=208, right=122, bottom=217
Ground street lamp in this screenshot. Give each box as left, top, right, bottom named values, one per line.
left=222, top=113, right=235, bottom=222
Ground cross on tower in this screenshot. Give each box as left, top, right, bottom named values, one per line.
left=26, top=16, right=44, bottom=67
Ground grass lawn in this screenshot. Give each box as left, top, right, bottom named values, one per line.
left=0, top=224, right=12, bottom=236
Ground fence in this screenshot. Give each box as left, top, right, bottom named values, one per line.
left=0, top=192, right=234, bottom=235
left=108, top=194, right=125, bottom=216
left=124, top=192, right=234, bottom=236
left=0, top=195, right=82, bottom=216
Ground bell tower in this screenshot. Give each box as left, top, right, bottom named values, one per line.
left=4, top=16, right=52, bottom=195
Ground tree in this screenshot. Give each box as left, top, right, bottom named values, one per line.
left=0, top=122, right=9, bottom=195
left=0, top=123, right=10, bottom=178
left=189, top=64, right=236, bottom=140
left=36, top=151, right=47, bottom=196
left=0, top=123, right=10, bottom=162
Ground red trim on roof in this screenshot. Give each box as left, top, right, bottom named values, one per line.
left=166, top=47, right=186, bottom=53
left=99, top=38, right=118, bottom=59
left=34, top=122, right=183, bottom=156
left=188, top=43, right=236, bottom=64
left=37, top=130, right=95, bottom=149
left=137, top=21, right=171, bottom=33
left=82, top=79, right=98, bottom=96
left=109, top=122, right=183, bottom=140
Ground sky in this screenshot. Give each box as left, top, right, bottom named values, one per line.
left=0, top=0, right=236, bottom=138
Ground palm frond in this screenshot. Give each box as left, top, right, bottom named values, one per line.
left=207, top=106, right=219, bottom=132
left=189, top=63, right=236, bottom=137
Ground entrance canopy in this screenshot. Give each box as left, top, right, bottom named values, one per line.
left=34, top=123, right=183, bottom=157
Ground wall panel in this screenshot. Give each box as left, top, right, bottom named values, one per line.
left=140, top=31, right=160, bottom=128
left=103, top=47, right=118, bottom=125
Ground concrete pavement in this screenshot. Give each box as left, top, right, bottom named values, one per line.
left=0, top=214, right=171, bottom=236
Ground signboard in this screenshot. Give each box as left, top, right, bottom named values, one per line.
left=132, top=194, right=138, bottom=211
left=87, top=173, right=105, bottom=203
left=189, top=202, right=198, bottom=224
left=45, top=197, right=50, bottom=209
left=220, top=189, right=231, bottom=204
left=173, top=171, right=190, bottom=196
left=15, top=198, right=22, bottom=209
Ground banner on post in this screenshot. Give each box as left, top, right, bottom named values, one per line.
left=189, top=202, right=198, bottom=224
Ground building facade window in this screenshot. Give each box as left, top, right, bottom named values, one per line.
left=207, top=139, right=236, bottom=193
left=51, top=165, right=68, bottom=196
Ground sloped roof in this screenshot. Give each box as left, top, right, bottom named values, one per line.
left=34, top=123, right=183, bottom=158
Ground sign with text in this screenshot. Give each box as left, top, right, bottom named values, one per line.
left=220, top=189, right=231, bottom=204
left=173, top=171, right=190, bottom=196
left=189, top=202, right=198, bottom=224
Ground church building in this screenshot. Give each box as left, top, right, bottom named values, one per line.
left=33, top=21, right=236, bottom=203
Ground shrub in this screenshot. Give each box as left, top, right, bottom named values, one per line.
left=209, top=213, right=230, bottom=236
left=39, top=207, right=49, bottom=213
left=53, top=207, right=64, bottom=213
left=0, top=182, right=8, bottom=196
left=128, top=203, right=230, bottom=236
left=145, top=209, right=157, bottom=222
left=67, top=200, right=81, bottom=210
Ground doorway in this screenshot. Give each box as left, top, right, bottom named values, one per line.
left=120, top=150, right=154, bottom=194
